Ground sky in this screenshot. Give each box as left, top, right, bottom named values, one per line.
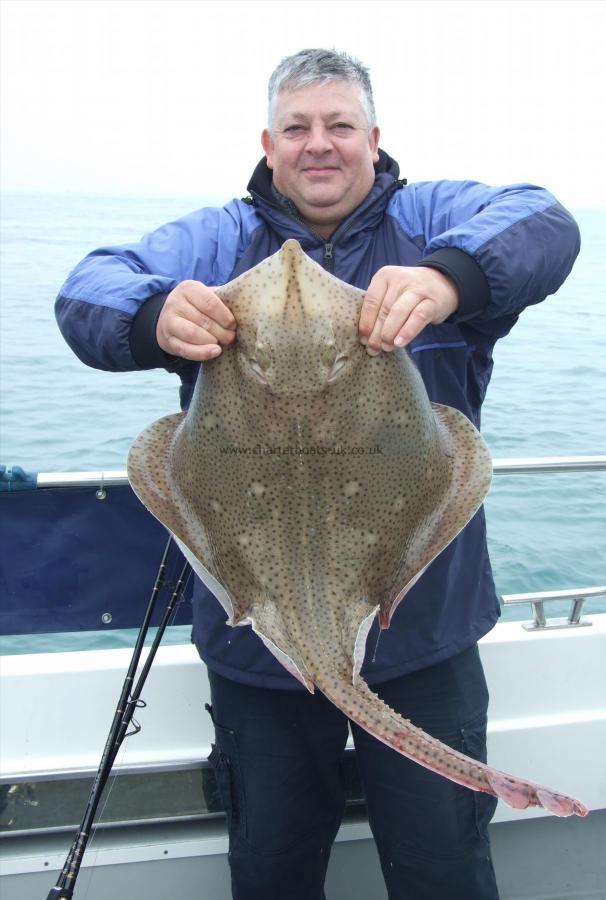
left=1, top=0, right=606, bottom=210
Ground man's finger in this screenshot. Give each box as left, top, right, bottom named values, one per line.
left=157, top=280, right=239, bottom=359
left=379, top=291, right=429, bottom=345
left=181, top=282, right=237, bottom=331
left=175, top=312, right=237, bottom=347
left=366, top=282, right=417, bottom=352
left=359, top=270, right=390, bottom=340
left=392, top=298, right=437, bottom=347
left=166, top=338, right=223, bottom=362
left=162, top=317, right=224, bottom=360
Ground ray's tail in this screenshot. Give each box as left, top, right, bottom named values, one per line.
left=311, top=663, right=588, bottom=818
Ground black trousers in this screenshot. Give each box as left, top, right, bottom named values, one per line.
left=207, top=644, right=499, bottom=900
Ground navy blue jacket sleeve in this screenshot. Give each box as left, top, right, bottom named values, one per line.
left=388, top=180, right=581, bottom=330
left=55, top=200, right=261, bottom=371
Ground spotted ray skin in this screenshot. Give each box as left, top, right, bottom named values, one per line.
left=128, top=240, right=588, bottom=819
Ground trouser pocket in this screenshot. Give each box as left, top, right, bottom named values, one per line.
left=206, top=703, right=245, bottom=837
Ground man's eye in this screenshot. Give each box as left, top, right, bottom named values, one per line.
left=283, top=125, right=305, bottom=134
left=332, top=123, right=354, bottom=131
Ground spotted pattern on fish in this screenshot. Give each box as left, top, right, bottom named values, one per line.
left=128, top=240, right=588, bottom=819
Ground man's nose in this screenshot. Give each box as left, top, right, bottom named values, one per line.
left=304, top=125, right=333, bottom=153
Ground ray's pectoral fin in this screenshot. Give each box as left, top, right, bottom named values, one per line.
left=128, top=411, right=240, bottom=624
left=380, top=401, right=493, bottom=627
left=127, top=412, right=185, bottom=520
left=430, top=401, right=493, bottom=520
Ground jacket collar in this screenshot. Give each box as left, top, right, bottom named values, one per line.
left=245, top=148, right=405, bottom=246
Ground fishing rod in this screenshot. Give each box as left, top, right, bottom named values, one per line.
left=47, top=536, right=191, bottom=900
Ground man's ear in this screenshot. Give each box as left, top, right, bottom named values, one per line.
left=261, top=129, right=274, bottom=169
left=370, top=126, right=380, bottom=164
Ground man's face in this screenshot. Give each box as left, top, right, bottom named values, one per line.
left=261, top=81, right=380, bottom=239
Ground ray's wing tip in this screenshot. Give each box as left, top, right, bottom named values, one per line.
left=126, top=415, right=192, bottom=539
left=127, top=412, right=183, bottom=472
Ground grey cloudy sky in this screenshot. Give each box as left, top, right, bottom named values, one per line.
left=1, top=0, right=605, bottom=209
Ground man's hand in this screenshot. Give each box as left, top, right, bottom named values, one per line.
left=157, top=280, right=237, bottom=361
left=359, top=266, right=459, bottom=354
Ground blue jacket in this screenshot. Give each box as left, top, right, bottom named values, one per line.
left=56, top=150, right=580, bottom=689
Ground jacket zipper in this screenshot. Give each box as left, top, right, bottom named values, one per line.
left=267, top=204, right=336, bottom=273
left=323, top=242, right=334, bottom=271
left=270, top=203, right=336, bottom=272
left=249, top=178, right=405, bottom=275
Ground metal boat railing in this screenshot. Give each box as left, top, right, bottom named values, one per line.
left=502, top=586, right=606, bottom=630
left=33, top=454, right=606, bottom=487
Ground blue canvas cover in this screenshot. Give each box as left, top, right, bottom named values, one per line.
left=0, top=480, right=194, bottom=635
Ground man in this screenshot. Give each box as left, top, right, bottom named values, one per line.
left=56, top=49, right=580, bottom=900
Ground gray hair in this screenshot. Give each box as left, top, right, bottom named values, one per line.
left=267, top=48, right=377, bottom=130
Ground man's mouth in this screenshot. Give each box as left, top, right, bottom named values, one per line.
left=303, top=166, right=339, bottom=175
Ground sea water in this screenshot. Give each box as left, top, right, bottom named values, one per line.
left=0, top=191, right=604, bottom=651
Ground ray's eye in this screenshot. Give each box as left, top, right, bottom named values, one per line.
left=246, top=342, right=271, bottom=382
left=321, top=338, right=350, bottom=382
left=321, top=340, right=337, bottom=369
